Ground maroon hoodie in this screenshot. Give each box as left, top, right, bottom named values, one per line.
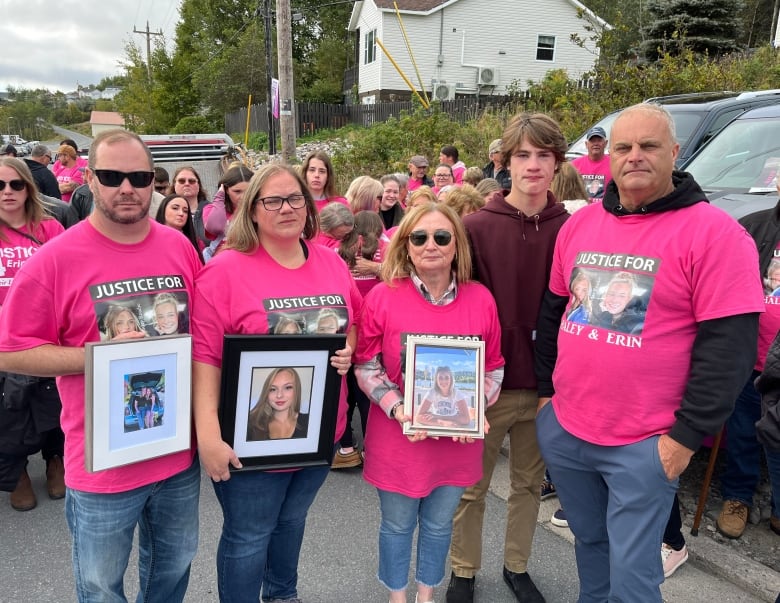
left=463, top=190, right=568, bottom=389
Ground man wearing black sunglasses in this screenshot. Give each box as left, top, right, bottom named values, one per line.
left=0, top=129, right=202, bottom=603
left=448, top=113, right=569, bottom=603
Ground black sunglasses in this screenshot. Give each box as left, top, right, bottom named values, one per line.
left=409, top=229, right=453, bottom=247
left=93, top=169, right=155, bottom=188
left=0, top=179, right=26, bottom=192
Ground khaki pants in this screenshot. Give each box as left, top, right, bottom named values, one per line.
left=449, top=389, right=544, bottom=577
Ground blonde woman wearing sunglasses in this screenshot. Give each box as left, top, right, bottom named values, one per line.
left=354, top=202, right=504, bottom=603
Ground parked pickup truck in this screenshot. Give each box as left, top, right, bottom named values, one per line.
left=140, top=133, right=237, bottom=195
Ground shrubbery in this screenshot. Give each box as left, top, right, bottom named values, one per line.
left=323, top=44, right=780, bottom=191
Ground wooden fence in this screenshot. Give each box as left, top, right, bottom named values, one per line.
left=224, top=97, right=516, bottom=138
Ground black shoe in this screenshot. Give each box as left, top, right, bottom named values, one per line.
left=502, top=567, right=545, bottom=603
left=446, top=572, right=475, bottom=603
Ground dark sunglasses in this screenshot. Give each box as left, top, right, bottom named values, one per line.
left=176, top=177, right=198, bottom=185
left=0, top=179, right=26, bottom=192
left=409, top=229, right=453, bottom=247
left=93, top=169, right=155, bottom=188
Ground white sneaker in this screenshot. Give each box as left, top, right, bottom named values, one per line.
left=661, top=543, right=688, bottom=578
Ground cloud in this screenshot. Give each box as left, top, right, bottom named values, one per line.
left=0, top=0, right=179, bottom=92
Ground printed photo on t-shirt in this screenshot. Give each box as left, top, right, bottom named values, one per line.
left=764, top=254, right=780, bottom=296
left=581, top=175, right=605, bottom=200
left=89, top=275, right=191, bottom=341
left=264, top=293, right=350, bottom=335
left=564, top=253, right=661, bottom=336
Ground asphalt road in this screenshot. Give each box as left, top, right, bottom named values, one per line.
left=1, top=447, right=765, bottom=603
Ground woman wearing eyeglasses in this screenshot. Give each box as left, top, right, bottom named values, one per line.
left=0, top=157, right=66, bottom=511
left=354, top=203, right=504, bottom=603
left=171, top=166, right=210, bottom=245
left=191, top=163, right=360, bottom=603
left=432, top=164, right=455, bottom=197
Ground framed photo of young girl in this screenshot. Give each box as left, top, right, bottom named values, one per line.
left=402, top=336, right=486, bottom=438
left=84, top=335, right=192, bottom=472
left=218, top=335, right=345, bottom=471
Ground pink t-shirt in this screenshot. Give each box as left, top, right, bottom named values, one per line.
left=352, top=240, right=387, bottom=298
left=0, top=219, right=64, bottom=306
left=53, top=163, right=85, bottom=203
left=548, top=202, right=764, bottom=446
left=570, top=155, right=612, bottom=202
left=0, top=220, right=202, bottom=492
left=192, top=242, right=362, bottom=443
left=757, top=242, right=780, bottom=370
left=314, top=196, right=349, bottom=214
left=452, top=161, right=466, bottom=185
left=355, top=279, right=504, bottom=497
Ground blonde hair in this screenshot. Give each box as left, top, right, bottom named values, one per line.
left=551, top=163, right=588, bottom=202
left=345, top=175, right=383, bottom=213
left=443, top=184, right=485, bottom=217
left=226, top=164, right=318, bottom=254
left=475, top=178, right=501, bottom=198
left=463, top=166, right=484, bottom=186
left=407, top=186, right=437, bottom=208
left=381, top=203, right=471, bottom=285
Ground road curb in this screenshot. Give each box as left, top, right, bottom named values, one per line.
left=499, top=437, right=780, bottom=602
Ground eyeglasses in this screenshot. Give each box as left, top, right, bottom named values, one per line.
left=434, top=173, right=451, bottom=179
left=0, top=179, right=25, bottom=192
left=154, top=183, right=169, bottom=192
left=44, top=155, right=52, bottom=162
left=93, top=169, right=155, bottom=188
left=408, top=229, right=453, bottom=247
left=257, top=194, right=307, bottom=211
left=176, top=178, right=198, bottom=185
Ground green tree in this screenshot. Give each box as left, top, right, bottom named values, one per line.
left=641, top=0, right=742, bottom=61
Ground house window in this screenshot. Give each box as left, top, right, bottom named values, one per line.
left=536, top=35, right=555, bottom=61
left=364, top=29, right=377, bottom=64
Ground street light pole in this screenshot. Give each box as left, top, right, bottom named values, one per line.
left=264, top=0, right=276, bottom=155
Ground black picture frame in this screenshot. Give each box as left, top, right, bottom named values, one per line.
left=218, top=334, right=345, bottom=471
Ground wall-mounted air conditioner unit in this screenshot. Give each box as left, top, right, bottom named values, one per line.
left=432, top=82, right=456, bottom=101
left=477, top=66, right=500, bottom=86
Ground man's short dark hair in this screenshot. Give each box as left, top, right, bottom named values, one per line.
left=440, top=145, right=459, bottom=162
left=154, top=166, right=170, bottom=182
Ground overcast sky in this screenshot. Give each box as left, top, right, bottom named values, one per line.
left=1, top=0, right=181, bottom=92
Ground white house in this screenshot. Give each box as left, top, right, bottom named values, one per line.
left=89, top=111, right=125, bottom=136
left=347, top=0, right=608, bottom=103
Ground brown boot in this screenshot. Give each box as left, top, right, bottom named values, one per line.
left=10, top=469, right=37, bottom=511
left=46, top=456, right=66, bottom=500
left=717, top=500, right=749, bottom=539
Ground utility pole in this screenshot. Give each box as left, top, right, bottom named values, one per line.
left=276, top=0, right=296, bottom=163
left=263, top=0, right=276, bottom=155
left=133, top=21, right=163, bottom=82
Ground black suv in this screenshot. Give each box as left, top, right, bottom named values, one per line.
left=566, top=90, right=780, bottom=167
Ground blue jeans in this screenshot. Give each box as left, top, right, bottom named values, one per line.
left=65, top=457, right=200, bottom=603
left=376, top=485, right=466, bottom=592
left=212, top=465, right=329, bottom=603
left=722, top=373, right=780, bottom=518
left=537, top=403, right=676, bottom=603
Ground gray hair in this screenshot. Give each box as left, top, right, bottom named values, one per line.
left=319, top=202, right=354, bottom=234
left=31, top=144, right=51, bottom=158
left=621, top=103, right=677, bottom=143
left=391, top=173, right=409, bottom=188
